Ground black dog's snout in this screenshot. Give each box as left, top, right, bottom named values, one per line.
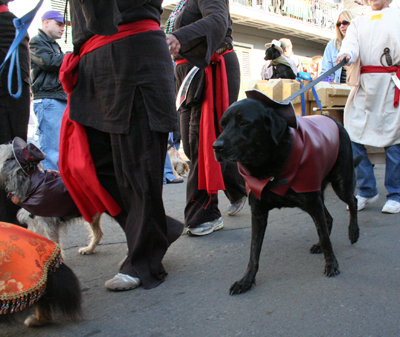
left=213, top=139, right=225, bottom=152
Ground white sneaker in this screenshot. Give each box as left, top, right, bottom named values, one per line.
left=382, top=200, right=400, bottom=214
left=105, top=273, right=140, bottom=291
left=347, top=194, right=379, bottom=211
left=187, top=217, right=224, bottom=236
left=227, top=196, right=247, bottom=216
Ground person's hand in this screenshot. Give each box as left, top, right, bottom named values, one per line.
left=336, top=53, right=350, bottom=64
left=166, top=34, right=181, bottom=57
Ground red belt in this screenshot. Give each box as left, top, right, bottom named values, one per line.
left=361, top=65, right=400, bottom=108
left=0, top=5, right=9, bottom=13
left=58, top=20, right=159, bottom=222
left=176, top=50, right=232, bottom=194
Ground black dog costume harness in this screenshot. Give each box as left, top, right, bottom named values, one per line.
left=237, top=98, right=340, bottom=199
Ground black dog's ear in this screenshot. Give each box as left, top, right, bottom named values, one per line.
left=264, top=108, right=288, bottom=146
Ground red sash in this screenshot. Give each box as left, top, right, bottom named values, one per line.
left=0, top=5, right=9, bottom=13
left=176, top=50, right=232, bottom=194
left=361, top=65, right=400, bottom=108
left=59, top=20, right=160, bottom=222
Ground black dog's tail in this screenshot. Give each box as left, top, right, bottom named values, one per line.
left=354, top=154, right=364, bottom=168
left=41, top=262, right=82, bottom=321
left=0, top=263, right=82, bottom=324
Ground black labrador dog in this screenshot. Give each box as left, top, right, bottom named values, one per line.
left=265, top=47, right=296, bottom=79
left=213, top=96, right=360, bottom=295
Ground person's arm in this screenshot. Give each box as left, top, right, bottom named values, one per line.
left=336, top=19, right=359, bottom=66
left=320, top=39, right=335, bottom=75
left=287, top=57, right=298, bottom=76
left=29, top=37, right=65, bottom=72
left=169, top=0, right=229, bottom=68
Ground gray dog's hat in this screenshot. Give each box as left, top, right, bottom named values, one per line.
left=12, top=137, right=46, bottom=176
left=245, top=90, right=298, bottom=129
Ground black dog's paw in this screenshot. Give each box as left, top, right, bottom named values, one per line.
left=310, top=243, right=323, bottom=254
left=324, top=261, right=340, bottom=277
left=349, top=227, right=359, bottom=245
left=229, top=278, right=255, bottom=295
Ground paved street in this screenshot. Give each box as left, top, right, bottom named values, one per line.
left=3, top=164, right=400, bottom=336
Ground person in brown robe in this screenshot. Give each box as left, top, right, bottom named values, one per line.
left=166, top=0, right=247, bottom=236
left=67, top=0, right=183, bottom=291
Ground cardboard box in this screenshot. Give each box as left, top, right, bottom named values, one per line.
left=308, top=82, right=351, bottom=108
left=253, top=79, right=302, bottom=104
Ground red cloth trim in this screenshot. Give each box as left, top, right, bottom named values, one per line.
left=175, top=59, right=188, bottom=65
left=238, top=115, right=340, bottom=199
left=59, top=20, right=160, bottom=222
left=0, top=5, right=9, bottom=13
left=176, top=50, right=233, bottom=194
left=22, top=148, right=33, bottom=162
left=361, top=65, right=400, bottom=108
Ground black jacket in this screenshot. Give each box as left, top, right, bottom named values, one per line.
left=29, top=29, right=67, bottom=101
left=68, top=0, right=178, bottom=134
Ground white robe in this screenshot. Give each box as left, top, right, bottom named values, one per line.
left=338, top=8, right=400, bottom=147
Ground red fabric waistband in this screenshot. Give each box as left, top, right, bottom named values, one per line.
left=361, top=65, right=399, bottom=74
left=58, top=20, right=160, bottom=222
left=80, top=19, right=160, bottom=57
left=175, top=49, right=233, bottom=65
left=361, top=65, right=400, bottom=108
left=0, top=5, right=9, bottom=13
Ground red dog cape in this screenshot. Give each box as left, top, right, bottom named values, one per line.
left=238, top=115, right=340, bottom=199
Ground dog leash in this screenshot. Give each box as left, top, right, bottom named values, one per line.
left=283, top=59, right=347, bottom=103
left=296, top=72, right=323, bottom=116
left=0, top=0, right=43, bottom=98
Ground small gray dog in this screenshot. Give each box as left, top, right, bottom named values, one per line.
left=0, top=138, right=104, bottom=254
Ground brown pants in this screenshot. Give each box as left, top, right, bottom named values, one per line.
left=84, top=90, right=183, bottom=289
left=177, top=52, right=246, bottom=228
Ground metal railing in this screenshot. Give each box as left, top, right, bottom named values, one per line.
left=231, top=0, right=341, bottom=31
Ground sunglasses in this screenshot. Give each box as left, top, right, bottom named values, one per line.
left=336, top=20, right=350, bottom=27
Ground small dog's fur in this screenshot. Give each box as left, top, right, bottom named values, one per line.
left=213, top=98, right=360, bottom=295
left=0, top=143, right=103, bottom=254
left=0, top=256, right=81, bottom=327
left=168, top=147, right=189, bottom=178
left=265, top=47, right=296, bottom=79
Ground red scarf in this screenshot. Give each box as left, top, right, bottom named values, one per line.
left=0, top=5, right=9, bottom=13
left=361, top=65, right=400, bottom=108
left=176, top=50, right=232, bottom=194
left=59, top=20, right=160, bottom=222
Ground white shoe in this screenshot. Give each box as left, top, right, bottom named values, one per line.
left=382, top=200, right=400, bottom=214
left=187, top=217, right=224, bottom=236
left=105, top=273, right=140, bottom=291
left=348, top=194, right=379, bottom=211
left=227, top=196, right=247, bottom=216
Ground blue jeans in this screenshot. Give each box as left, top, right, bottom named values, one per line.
left=352, top=142, right=400, bottom=202
left=163, top=152, right=176, bottom=184
left=163, top=132, right=179, bottom=184
left=33, top=98, right=66, bottom=171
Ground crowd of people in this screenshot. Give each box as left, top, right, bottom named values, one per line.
left=0, top=0, right=399, bottom=294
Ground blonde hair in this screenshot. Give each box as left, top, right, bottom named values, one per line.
left=334, top=10, right=357, bottom=51
left=363, top=0, right=392, bottom=4
left=311, top=55, right=323, bottom=78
